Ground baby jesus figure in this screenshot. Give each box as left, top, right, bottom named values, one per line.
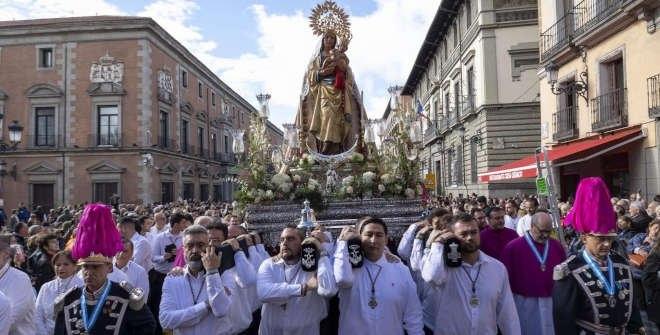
left=320, top=47, right=349, bottom=90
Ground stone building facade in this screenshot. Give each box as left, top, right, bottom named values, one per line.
left=0, top=16, right=283, bottom=210
left=401, top=0, right=541, bottom=198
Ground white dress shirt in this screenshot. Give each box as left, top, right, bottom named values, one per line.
left=257, top=255, right=337, bottom=335
left=504, top=215, right=519, bottom=231
left=152, top=229, right=183, bottom=274
left=334, top=240, right=424, bottom=335
left=131, top=232, right=153, bottom=271
left=421, top=244, right=521, bottom=335
left=223, top=250, right=257, bottom=334
left=0, top=263, right=37, bottom=335
left=116, top=260, right=150, bottom=303
left=147, top=224, right=170, bottom=246
left=159, top=266, right=233, bottom=335
left=0, top=290, right=12, bottom=335
left=515, top=214, right=532, bottom=236
left=35, top=275, right=84, bottom=335
left=410, top=239, right=437, bottom=330
left=397, top=224, right=418, bottom=262
left=247, top=245, right=268, bottom=312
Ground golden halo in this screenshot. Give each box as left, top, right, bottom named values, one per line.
left=309, top=0, right=352, bottom=42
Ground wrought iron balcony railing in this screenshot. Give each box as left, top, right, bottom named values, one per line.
left=648, top=73, right=660, bottom=118
left=540, top=12, right=574, bottom=61
left=552, top=106, right=579, bottom=142
left=573, top=0, right=624, bottom=37
left=591, top=88, right=627, bottom=132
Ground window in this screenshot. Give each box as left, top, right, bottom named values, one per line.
left=213, top=184, right=222, bottom=201
left=453, top=23, right=458, bottom=48
left=181, top=119, right=189, bottom=154
left=197, top=127, right=204, bottom=156
left=200, top=184, right=209, bottom=201
left=181, top=70, right=188, bottom=88
left=159, top=110, right=169, bottom=148
left=444, top=91, right=451, bottom=117
left=35, top=107, right=55, bottom=147
left=466, top=67, right=475, bottom=109
left=447, top=150, right=455, bottom=186
left=198, top=82, right=203, bottom=98
left=443, top=42, right=448, bottom=60
left=183, top=183, right=195, bottom=200
left=161, top=182, right=174, bottom=203
left=93, top=182, right=118, bottom=204
left=224, top=135, right=229, bottom=153
left=604, top=57, right=624, bottom=93
left=466, top=0, right=472, bottom=26
left=470, top=140, right=478, bottom=183
left=39, top=48, right=53, bottom=68
left=211, top=133, right=218, bottom=157
left=97, top=105, right=119, bottom=146
left=212, top=92, right=216, bottom=106
left=454, top=81, right=461, bottom=116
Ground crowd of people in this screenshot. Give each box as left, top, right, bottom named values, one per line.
left=0, top=176, right=659, bottom=335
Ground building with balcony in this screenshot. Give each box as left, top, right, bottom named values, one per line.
left=0, top=16, right=283, bottom=210
left=402, top=0, right=541, bottom=197
left=480, top=0, right=659, bottom=200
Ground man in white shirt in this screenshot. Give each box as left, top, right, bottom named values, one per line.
left=0, top=290, right=11, bottom=335
left=257, top=223, right=337, bottom=334
left=516, top=198, right=538, bottom=236
left=0, top=234, right=36, bottom=335
left=335, top=217, right=424, bottom=335
left=159, top=224, right=232, bottom=334
left=504, top=200, right=520, bottom=231
left=150, top=211, right=192, bottom=334
left=115, top=238, right=150, bottom=303
left=147, top=211, right=169, bottom=246
left=421, top=214, right=521, bottom=335
left=117, top=214, right=152, bottom=272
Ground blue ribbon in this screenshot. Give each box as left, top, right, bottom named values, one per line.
left=524, top=232, right=549, bottom=269
left=80, top=280, right=112, bottom=332
left=581, top=250, right=616, bottom=296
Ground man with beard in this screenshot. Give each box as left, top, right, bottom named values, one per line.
left=421, top=214, right=520, bottom=335
left=256, top=223, right=337, bottom=334
left=54, top=204, right=155, bottom=335
left=501, top=211, right=566, bottom=335
left=553, top=178, right=644, bottom=335
left=159, top=224, right=233, bottom=334
left=334, top=217, right=423, bottom=334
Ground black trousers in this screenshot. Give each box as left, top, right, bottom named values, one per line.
left=148, top=269, right=167, bottom=335
left=239, top=308, right=261, bottom=335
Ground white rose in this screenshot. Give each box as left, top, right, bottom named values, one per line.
left=346, top=186, right=354, bottom=194
left=378, top=184, right=386, bottom=193
left=265, top=190, right=274, bottom=199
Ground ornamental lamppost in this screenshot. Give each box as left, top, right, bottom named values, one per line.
left=0, top=118, right=24, bottom=152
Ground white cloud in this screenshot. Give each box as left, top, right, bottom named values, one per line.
left=215, top=0, right=440, bottom=129
left=0, top=0, right=439, bottom=131
left=0, top=0, right=124, bottom=20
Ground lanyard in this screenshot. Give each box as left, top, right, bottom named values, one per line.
left=462, top=264, right=482, bottom=296
left=365, top=263, right=383, bottom=297
left=80, top=280, right=111, bottom=332
left=283, top=263, right=301, bottom=284
left=582, top=250, right=616, bottom=296
left=187, top=274, right=205, bottom=304
left=524, top=232, right=549, bottom=269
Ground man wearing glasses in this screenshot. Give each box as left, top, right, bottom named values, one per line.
left=501, top=211, right=566, bottom=335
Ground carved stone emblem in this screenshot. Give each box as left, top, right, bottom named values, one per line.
left=90, top=53, right=124, bottom=84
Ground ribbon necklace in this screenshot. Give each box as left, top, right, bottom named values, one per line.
left=365, top=262, right=382, bottom=309
left=582, top=250, right=616, bottom=305
left=80, top=280, right=111, bottom=332
left=524, top=232, right=549, bottom=271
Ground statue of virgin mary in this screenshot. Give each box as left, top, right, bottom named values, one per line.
left=295, top=1, right=367, bottom=156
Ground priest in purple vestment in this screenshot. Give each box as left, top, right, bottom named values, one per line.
left=501, top=211, right=566, bottom=335
left=479, top=207, right=519, bottom=262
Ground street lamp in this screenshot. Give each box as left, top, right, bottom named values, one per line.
left=545, top=62, right=588, bottom=103
left=256, top=93, right=271, bottom=120
left=0, top=120, right=23, bottom=152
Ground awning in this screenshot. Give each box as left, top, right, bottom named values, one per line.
left=478, top=126, right=646, bottom=183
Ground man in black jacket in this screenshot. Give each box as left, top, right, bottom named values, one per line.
left=631, top=201, right=652, bottom=233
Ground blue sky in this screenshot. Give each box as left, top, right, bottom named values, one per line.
left=0, top=0, right=439, bottom=130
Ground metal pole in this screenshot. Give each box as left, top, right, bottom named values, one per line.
left=535, top=146, right=568, bottom=251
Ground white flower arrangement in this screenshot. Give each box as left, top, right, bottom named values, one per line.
left=342, top=176, right=354, bottom=187
left=265, top=190, right=274, bottom=200
left=381, top=173, right=394, bottom=185
left=346, top=186, right=354, bottom=194
left=271, top=173, right=293, bottom=194
left=405, top=188, right=415, bottom=199
left=362, top=171, right=376, bottom=186
left=377, top=184, right=386, bottom=193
